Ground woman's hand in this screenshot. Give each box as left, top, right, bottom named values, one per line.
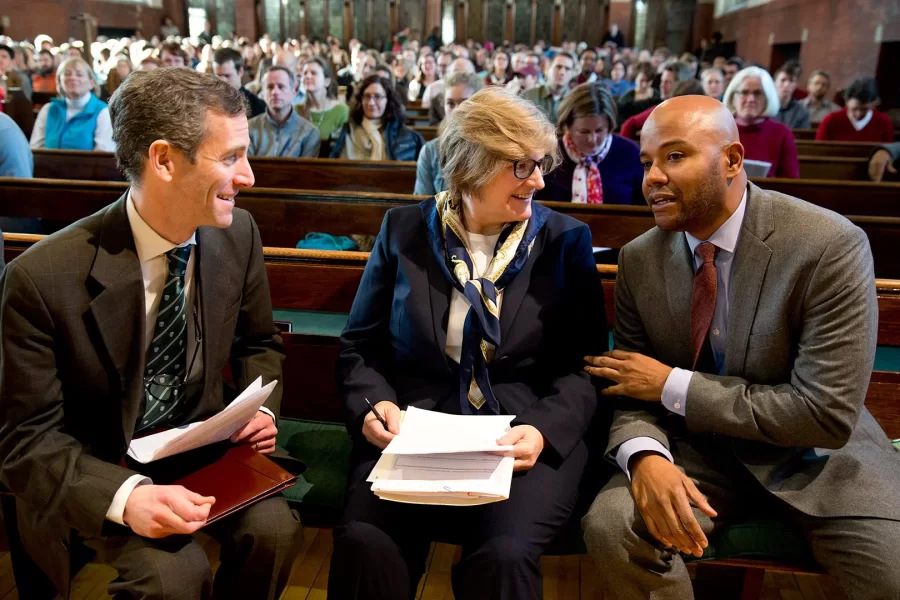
left=362, top=401, right=401, bottom=449
left=496, top=425, right=545, bottom=472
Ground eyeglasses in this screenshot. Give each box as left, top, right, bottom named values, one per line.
left=144, top=303, right=202, bottom=404
left=362, top=93, right=387, bottom=102
left=735, top=90, right=764, bottom=98
left=507, top=156, right=553, bottom=179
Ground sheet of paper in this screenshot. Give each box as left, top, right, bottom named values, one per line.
left=127, top=377, right=277, bottom=463
left=382, top=406, right=515, bottom=455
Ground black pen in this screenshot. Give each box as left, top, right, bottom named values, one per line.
left=364, top=397, right=390, bottom=431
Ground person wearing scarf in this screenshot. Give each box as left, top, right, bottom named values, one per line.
left=539, top=82, right=645, bottom=205
left=330, top=87, right=607, bottom=600
left=722, top=66, right=799, bottom=178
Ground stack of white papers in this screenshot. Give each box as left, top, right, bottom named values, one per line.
left=127, top=377, right=278, bottom=463
left=367, top=406, right=516, bottom=506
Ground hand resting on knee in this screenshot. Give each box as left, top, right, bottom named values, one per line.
left=123, top=484, right=216, bottom=538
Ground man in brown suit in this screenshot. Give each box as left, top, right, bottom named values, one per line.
left=0, top=67, right=301, bottom=599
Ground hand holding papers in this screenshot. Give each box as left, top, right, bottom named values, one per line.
left=367, top=406, right=516, bottom=505
left=127, top=377, right=278, bottom=463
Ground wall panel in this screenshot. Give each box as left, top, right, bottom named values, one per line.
left=534, top=0, right=552, bottom=45
left=562, top=0, right=579, bottom=43
left=484, top=0, right=505, bottom=44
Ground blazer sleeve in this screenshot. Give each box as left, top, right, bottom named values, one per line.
left=0, top=262, right=138, bottom=537
left=512, top=224, right=607, bottom=461
left=228, top=213, right=285, bottom=418
left=604, top=243, right=675, bottom=458
left=684, top=225, right=876, bottom=449
left=337, top=211, right=400, bottom=437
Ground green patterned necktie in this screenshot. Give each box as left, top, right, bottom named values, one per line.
left=137, top=244, right=193, bottom=433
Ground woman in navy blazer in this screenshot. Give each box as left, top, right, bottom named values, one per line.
left=329, top=87, right=609, bottom=600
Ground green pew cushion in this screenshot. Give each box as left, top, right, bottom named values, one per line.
left=276, top=418, right=352, bottom=526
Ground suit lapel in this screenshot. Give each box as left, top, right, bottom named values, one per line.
left=197, top=227, right=228, bottom=402
left=664, top=232, right=694, bottom=362
left=498, top=227, right=546, bottom=346
left=87, top=195, right=147, bottom=439
left=724, top=184, right=774, bottom=374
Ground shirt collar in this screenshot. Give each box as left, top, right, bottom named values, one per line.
left=126, top=189, right=196, bottom=264
left=684, top=187, right=748, bottom=257
left=265, top=107, right=297, bottom=129
left=849, top=109, right=874, bottom=131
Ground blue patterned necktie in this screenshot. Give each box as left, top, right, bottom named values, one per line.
left=137, top=244, right=193, bottom=433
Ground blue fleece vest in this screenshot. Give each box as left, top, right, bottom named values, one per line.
left=45, top=95, right=106, bottom=150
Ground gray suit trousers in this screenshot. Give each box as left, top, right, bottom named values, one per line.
left=85, top=496, right=302, bottom=600
left=582, top=439, right=900, bottom=600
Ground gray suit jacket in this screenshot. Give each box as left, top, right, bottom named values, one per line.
left=607, top=182, right=900, bottom=521
left=0, top=195, right=284, bottom=593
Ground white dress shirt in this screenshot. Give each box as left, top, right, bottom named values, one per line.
left=29, top=92, right=115, bottom=151
left=445, top=231, right=502, bottom=363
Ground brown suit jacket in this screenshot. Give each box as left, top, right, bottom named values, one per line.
left=0, top=195, right=283, bottom=593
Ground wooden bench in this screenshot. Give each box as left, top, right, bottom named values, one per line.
left=5, top=177, right=900, bottom=278
left=414, top=125, right=438, bottom=141
left=794, top=139, right=879, bottom=158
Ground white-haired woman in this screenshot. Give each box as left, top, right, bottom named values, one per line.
left=30, top=56, right=114, bottom=151
left=329, top=87, right=607, bottom=600
left=722, top=66, right=798, bottom=178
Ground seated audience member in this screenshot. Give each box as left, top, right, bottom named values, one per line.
left=722, top=56, right=743, bottom=87
left=620, top=79, right=704, bottom=140
left=328, top=86, right=606, bottom=600
left=816, top=77, right=894, bottom=143
left=700, top=67, right=724, bottom=100
left=539, top=82, right=643, bottom=205
left=414, top=71, right=483, bottom=195
left=103, top=56, right=132, bottom=99
left=603, top=59, right=634, bottom=98
left=523, top=52, right=577, bottom=123
left=30, top=57, right=115, bottom=151
left=331, top=74, right=424, bottom=161
left=0, top=111, right=32, bottom=176
left=0, top=44, right=32, bottom=100
left=271, top=51, right=306, bottom=106
left=248, top=66, right=319, bottom=158
left=31, top=49, right=58, bottom=94
left=800, top=70, right=837, bottom=125
left=0, top=66, right=302, bottom=600
left=140, top=56, right=162, bottom=71
left=426, top=57, right=476, bottom=124
left=484, top=50, right=512, bottom=87
left=160, top=15, right=180, bottom=38
left=582, top=94, right=900, bottom=600
left=300, top=57, right=349, bottom=157
left=868, top=142, right=900, bottom=182
left=722, top=66, right=798, bottom=177
left=617, top=62, right=660, bottom=122
left=574, top=48, right=599, bottom=85
left=343, top=49, right=380, bottom=102
left=772, top=62, right=811, bottom=129
left=159, top=41, right=188, bottom=67
left=391, top=55, right=411, bottom=100
left=214, top=47, right=266, bottom=118
left=407, top=53, right=438, bottom=100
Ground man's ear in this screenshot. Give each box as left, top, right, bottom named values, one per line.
left=724, top=141, right=744, bottom=179
left=146, top=140, right=177, bottom=183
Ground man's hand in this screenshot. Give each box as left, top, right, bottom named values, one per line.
left=630, top=453, right=717, bottom=557
left=123, top=485, right=215, bottom=538
left=584, top=350, right=673, bottom=402
left=496, top=425, right=544, bottom=472
left=230, top=410, right=278, bottom=454
left=868, top=149, right=897, bottom=182
left=362, top=401, right=401, bottom=449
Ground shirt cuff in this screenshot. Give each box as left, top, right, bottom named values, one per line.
left=106, top=474, right=152, bottom=526
left=258, top=407, right=277, bottom=424
left=615, top=437, right=675, bottom=480
left=661, top=367, right=693, bottom=416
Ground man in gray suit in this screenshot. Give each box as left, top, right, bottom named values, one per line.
left=581, top=95, right=900, bottom=599
left=0, top=68, right=301, bottom=599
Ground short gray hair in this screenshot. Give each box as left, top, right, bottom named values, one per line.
left=109, top=68, right=248, bottom=183
left=721, top=66, right=780, bottom=118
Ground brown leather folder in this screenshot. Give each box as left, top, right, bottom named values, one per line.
left=174, top=444, right=298, bottom=525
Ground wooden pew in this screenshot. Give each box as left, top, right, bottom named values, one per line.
left=4, top=177, right=900, bottom=278
left=415, top=126, right=438, bottom=141
left=794, top=128, right=900, bottom=141
left=794, top=139, right=878, bottom=158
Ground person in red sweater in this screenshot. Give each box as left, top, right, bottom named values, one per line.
left=815, top=77, right=895, bottom=143
left=722, top=66, right=799, bottom=178
left=620, top=79, right=704, bottom=140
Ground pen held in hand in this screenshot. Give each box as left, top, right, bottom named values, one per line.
left=365, top=397, right=390, bottom=432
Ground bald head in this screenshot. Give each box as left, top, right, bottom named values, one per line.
left=644, top=95, right=739, bottom=146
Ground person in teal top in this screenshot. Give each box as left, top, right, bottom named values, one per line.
left=30, top=57, right=114, bottom=151
left=300, top=57, right=350, bottom=157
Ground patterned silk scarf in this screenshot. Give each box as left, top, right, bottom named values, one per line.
left=423, top=191, right=549, bottom=414
left=562, top=131, right=612, bottom=204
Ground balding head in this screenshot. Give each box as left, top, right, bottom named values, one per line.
left=639, top=95, right=747, bottom=239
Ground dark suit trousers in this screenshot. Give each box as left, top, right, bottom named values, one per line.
left=582, top=437, right=900, bottom=600
left=85, top=496, right=302, bottom=600
left=328, top=439, right=588, bottom=600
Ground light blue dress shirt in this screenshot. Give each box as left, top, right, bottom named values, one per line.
left=615, top=190, right=748, bottom=477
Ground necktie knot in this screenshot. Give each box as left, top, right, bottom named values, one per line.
left=696, top=242, right=718, bottom=265
left=166, top=245, right=192, bottom=276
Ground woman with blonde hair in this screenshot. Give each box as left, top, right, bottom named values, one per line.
left=328, top=86, right=607, bottom=600
left=30, top=56, right=114, bottom=151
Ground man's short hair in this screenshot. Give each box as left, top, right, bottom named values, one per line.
left=159, top=41, right=188, bottom=63
left=262, top=65, right=295, bottom=86
left=808, top=69, right=831, bottom=84
left=554, top=52, right=577, bottom=67
left=725, top=57, right=744, bottom=70
left=775, top=61, right=802, bottom=80
left=0, top=44, right=14, bottom=60
left=109, top=68, right=248, bottom=184
left=213, top=47, right=243, bottom=71
left=672, top=79, right=704, bottom=97
left=663, top=62, right=694, bottom=81
left=845, top=77, right=879, bottom=104
left=444, top=71, right=484, bottom=92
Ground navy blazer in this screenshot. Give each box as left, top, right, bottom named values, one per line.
left=337, top=200, right=608, bottom=461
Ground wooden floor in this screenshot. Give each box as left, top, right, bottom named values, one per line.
left=0, top=527, right=848, bottom=599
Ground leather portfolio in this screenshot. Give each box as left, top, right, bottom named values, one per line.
left=174, top=444, right=298, bottom=525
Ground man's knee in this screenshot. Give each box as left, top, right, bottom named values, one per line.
left=473, top=535, right=539, bottom=572
left=110, top=537, right=213, bottom=600
left=333, top=520, right=397, bottom=559
left=582, top=475, right=641, bottom=562
left=233, top=497, right=302, bottom=554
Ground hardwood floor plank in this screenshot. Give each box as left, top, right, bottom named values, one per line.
left=415, top=543, right=438, bottom=599
left=816, top=575, right=848, bottom=600
left=280, top=529, right=332, bottom=600
left=794, top=573, right=829, bottom=600
left=0, top=554, right=15, bottom=599
left=579, top=555, right=607, bottom=599
left=305, top=543, right=332, bottom=600
left=779, top=590, right=806, bottom=600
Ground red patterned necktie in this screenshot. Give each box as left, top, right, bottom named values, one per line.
left=690, top=242, right=719, bottom=370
